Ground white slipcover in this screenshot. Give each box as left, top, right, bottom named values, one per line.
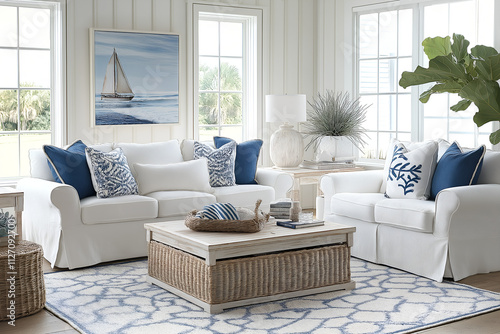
left=321, top=150, right=500, bottom=282
left=18, top=140, right=294, bottom=269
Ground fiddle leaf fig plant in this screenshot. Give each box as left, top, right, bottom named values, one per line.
left=399, top=33, right=500, bottom=144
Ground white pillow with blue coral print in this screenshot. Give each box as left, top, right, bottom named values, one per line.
left=385, top=140, right=438, bottom=200
left=85, top=147, right=139, bottom=198
left=194, top=141, right=236, bottom=187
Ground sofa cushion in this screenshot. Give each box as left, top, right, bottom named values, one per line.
left=385, top=140, right=438, bottom=200
left=134, top=159, right=212, bottom=195
left=194, top=141, right=237, bottom=187
left=479, top=150, right=500, bottom=184
left=214, top=136, right=263, bottom=185
left=212, top=185, right=274, bottom=211
left=115, top=140, right=183, bottom=177
left=29, top=143, right=114, bottom=182
left=44, top=140, right=96, bottom=199
left=330, top=193, right=386, bottom=222
left=29, top=148, right=55, bottom=181
left=80, top=195, right=158, bottom=225
left=148, top=191, right=216, bottom=218
left=85, top=147, right=139, bottom=198
left=430, top=142, right=485, bottom=199
left=374, top=198, right=435, bottom=233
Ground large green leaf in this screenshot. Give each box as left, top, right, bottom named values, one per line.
left=399, top=54, right=469, bottom=88
left=490, top=129, right=500, bottom=145
left=459, top=79, right=500, bottom=127
left=450, top=99, right=472, bottom=112
left=422, top=36, right=452, bottom=59
left=475, top=54, right=500, bottom=81
left=419, top=82, right=463, bottom=103
left=471, top=45, right=498, bottom=60
left=451, top=34, right=469, bottom=62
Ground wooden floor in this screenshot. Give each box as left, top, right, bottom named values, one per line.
left=1, top=259, right=500, bottom=334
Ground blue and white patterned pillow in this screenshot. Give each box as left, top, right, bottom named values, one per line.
left=195, top=203, right=240, bottom=220
left=194, top=141, right=236, bottom=187
left=85, top=147, right=139, bottom=198
left=385, top=141, right=438, bottom=200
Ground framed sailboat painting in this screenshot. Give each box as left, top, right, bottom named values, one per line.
left=90, top=29, right=179, bottom=126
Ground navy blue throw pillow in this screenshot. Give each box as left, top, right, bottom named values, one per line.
left=43, top=140, right=96, bottom=199
left=430, top=142, right=485, bottom=199
left=213, top=136, right=263, bottom=185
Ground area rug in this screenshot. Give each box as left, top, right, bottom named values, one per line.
left=44, top=258, right=500, bottom=334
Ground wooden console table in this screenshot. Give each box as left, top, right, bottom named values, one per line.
left=267, top=166, right=365, bottom=201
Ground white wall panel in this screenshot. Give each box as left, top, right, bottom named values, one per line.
left=115, top=0, right=133, bottom=30
left=133, top=0, right=153, bottom=31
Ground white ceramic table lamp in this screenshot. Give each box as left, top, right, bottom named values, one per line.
left=265, top=94, right=307, bottom=168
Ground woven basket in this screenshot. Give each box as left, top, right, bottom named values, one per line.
left=149, top=240, right=351, bottom=304
left=0, top=240, right=45, bottom=321
left=185, top=199, right=270, bottom=233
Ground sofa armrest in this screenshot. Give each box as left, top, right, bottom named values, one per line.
left=16, top=178, right=82, bottom=267
left=434, top=184, right=500, bottom=280
left=320, top=170, right=384, bottom=216
left=255, top=168, right=293, bottom=200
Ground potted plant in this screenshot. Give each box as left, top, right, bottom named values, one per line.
left=303, top=90, right=368, bottom=162
left=400, top=33, right=500, bottom=144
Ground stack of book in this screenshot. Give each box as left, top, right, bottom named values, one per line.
left=269, top=200, right=292, bottom=219
left=277, top=220, right=325, bottom=229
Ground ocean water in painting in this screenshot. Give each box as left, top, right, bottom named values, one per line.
left=95, top=93, right=179, bottom=125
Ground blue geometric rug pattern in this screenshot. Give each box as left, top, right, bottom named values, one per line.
left=44, top=258, right=500, bottom=334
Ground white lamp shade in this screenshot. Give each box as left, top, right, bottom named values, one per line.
left=265, top=94, right=307, bottom=123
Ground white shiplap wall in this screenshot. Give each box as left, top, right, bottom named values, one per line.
left=66, top=0, right=338, bottom=206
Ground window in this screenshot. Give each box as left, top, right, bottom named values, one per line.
left=0, top=1, right=64, bottom=179
left=192, top=4, right=262, bottom=142
left=357, top=8, right=414, bottom=159
left=355, top=0, right=495, bottom=160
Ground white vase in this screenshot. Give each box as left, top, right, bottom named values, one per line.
left=314, top=136, right=357, bottom=162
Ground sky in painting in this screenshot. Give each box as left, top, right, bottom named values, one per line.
left=94, top=30, right=179, bottom=96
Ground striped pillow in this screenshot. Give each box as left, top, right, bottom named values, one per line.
left=196, top=203, right=240, bottom=220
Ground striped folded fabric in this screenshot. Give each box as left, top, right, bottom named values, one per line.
left=195, top=203, right=240, bottom=220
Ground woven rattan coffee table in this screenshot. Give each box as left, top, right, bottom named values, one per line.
left=145, top=220, right=355, bottom=313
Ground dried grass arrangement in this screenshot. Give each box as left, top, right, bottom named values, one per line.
left=185, top=199, right=269, bottom=233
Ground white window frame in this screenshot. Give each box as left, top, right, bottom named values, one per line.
left=0, top=0, right=65, bottom=182
left=188, top=2, right=263, bottom=141
left=341, top=0, right=500, bottom=165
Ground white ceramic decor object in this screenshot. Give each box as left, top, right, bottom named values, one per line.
left=315, top=136, right=356, bottom=162
left=269, top=124, right=304, bottom=168
left=266, top=94, right=307, bottom=168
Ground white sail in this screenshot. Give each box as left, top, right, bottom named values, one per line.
left=101, top=48, right=134, bottom=100
left=115, top=54, right=133, bottom=94
left=101, top=52, right=116, bottom=94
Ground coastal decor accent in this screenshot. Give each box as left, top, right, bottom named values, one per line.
left=265, top=94, right=307, bottom=168
left=186, top=200, right=268, bottom=233
left=85, top=147, right=139, bottom=198
left=303, top=91, right=368, bottom=162
left=385, top=140, right=438, bottom=200
left=194, top=141, right=237, bottom=187
left=44, top=258, right=500, bottom=334
left=430, top=142, right=486, bottom=199
left=43, top=140, right=95, bottom=199
left=213, top=137, right=263, bottom=184
left=90, top=29, right=179, bottom=126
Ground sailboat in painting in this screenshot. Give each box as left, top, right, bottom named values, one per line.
left=101, top=48, right=134, bottom=101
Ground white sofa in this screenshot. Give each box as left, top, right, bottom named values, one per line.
left=17, top=139, right=293, bottom=269
left=320, top=148, right=500, bottom=282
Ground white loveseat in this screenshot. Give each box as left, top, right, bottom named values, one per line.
left=320, top=147, right=500, bottom=282
left=17, top=139, right=293, bottom=269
